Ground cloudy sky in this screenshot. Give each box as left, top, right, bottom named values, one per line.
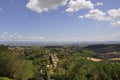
left=0, top=0, right=120, bottom=42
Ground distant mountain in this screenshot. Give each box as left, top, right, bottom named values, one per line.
left=84, top=44, right=120, bottom=53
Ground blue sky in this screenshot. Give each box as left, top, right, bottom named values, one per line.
left=0, top=0, right=120, bottom=42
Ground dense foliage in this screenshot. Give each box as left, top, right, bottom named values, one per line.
left=0, top=45, right=120, bottom=80
left=0, top=45, right=34, bottom=80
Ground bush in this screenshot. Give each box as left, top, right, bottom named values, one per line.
left=0, top=77, right=12, bottom=80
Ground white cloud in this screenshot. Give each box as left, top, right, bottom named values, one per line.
left=0, top=32, right=44, bottom=41
left=26, top=0, right=120, bottom=27
left=96, top=2, right=103, bottom=6
left=79, top=8, right=120, bottom=27
left=107, top=8, right=120, bottom=27
left=110, top=20, right=120, bottom=27
left=26, top=0, right=67, bottom=13
left=79, top=9, right=111, bottom=21
left=66, top=0, right=94, bottom=12
left=107, top=8, right=120, bottom=19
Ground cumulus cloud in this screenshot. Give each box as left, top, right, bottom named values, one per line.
left=26, top=0, right=68, bottom=13
left=26, top=0, right=120, bottom=27
left=107, top=8, right=120, bottom=19
left=107, top=8, right=120, bottom=27
left=26, top=0, right=95, bottom=13
left=84, top=9, right=106, bottom=21
left=66, top=0, right=94, bottom=12
left=0, top=32, right=44, bottom=41
left=79, top=9, right=111, bottom=21
left=79, top=8, right=120, bottom=27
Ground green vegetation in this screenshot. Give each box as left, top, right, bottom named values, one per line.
left=0, top=45, right=34, bottom=80
left=0, top=77, right=12, bottom=80
left=0, top=45, right=120, bottom=80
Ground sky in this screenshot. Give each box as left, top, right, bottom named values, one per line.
left=0, top=0, right=120, bottom=42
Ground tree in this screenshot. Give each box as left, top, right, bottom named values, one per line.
left=11, top=60, right=34, bottom=80
left=0, top=47, right=34, bottom=80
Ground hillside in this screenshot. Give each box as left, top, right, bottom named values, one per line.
left=84, top=44, right=120, bottom=60
left=84, top=44, right=120, bottom=53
